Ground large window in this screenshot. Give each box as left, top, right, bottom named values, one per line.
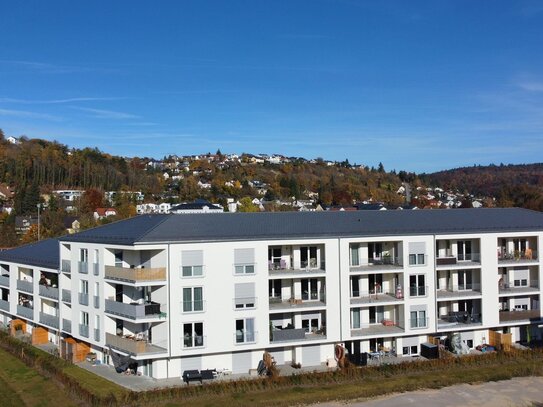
left=409, top=274, right=426, bottom=297
left=182, top=287, right=204, bottom=312
left=80, top=248, right=88, bottom=263
left=183, top=322, right=204, bottom=348
left=409, top=253, right=425, bottom=265
left=235, top=264, right=255, bottom=274
left=350, top=244, right=360, bottom=266
left=182, top=265, right=203, bottom=277
left=408, top=242, right=426, bottom=266
left=410, top=310, right=427, bottom=329
left=235, top=318, right=255, bottom=343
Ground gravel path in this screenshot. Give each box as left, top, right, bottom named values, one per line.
left=315, top=376, right=543, bottom=407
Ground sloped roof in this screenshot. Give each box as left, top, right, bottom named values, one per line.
left=59, top=208, right=543, bottom=245
left=0, top=238, right=59, bottom=269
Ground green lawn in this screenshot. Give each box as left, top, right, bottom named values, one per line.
left=0, top=347, right=77, bottom=407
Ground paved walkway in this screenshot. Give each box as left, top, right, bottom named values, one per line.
left=317, top=376, right=543, bottom=407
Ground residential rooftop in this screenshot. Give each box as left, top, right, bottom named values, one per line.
left=55, top=207, right=543, bottom=245
left=0, top=238, right=59, bottom=270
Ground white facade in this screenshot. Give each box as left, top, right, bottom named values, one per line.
left=0, top=221, right=542, bottom=379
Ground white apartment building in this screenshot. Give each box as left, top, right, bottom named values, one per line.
left=0, top=208, right=542, bottom=379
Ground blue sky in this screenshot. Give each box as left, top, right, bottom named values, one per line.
left=1, top=0, right=542, bottom=172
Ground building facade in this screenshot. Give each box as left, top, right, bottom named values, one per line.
left=0, top=208, right=542, bottom=379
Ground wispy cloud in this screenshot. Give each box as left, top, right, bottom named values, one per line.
left=71, top=107, right=140, bottom=120
left=517, top=81, right=543, bottom=92
left=0, top=96, right=127, bottom=104
left=0, top=108, right=62, bottom=121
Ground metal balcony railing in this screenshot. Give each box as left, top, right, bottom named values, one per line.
left=79, top=292, right=89, bottom=306
left=61, top=260, right=71, bottom=273
left=16, top=304, right=34, bottom=320
left=62, top=318, right=71, bottom=333
left=409, top=317, right=429, bottom=329
left=78, top=261, right=88, bottom=274
left=79, top=324, right=89, bottom=338
left=0, top=299, right=9, bottom=312
left=93, top=263, right=100, bottom=276
left=17, top=279, right=33, bottom=293
left=0, top=275, right=10, bottom=287
left=105, top=266, right=166, bottom=283
left=39, top=312, right=59, bottom=329
left=104, top=299, right=163, bottom=320
left=62, top=289, right=71, bottom=303
left=39, top=285, right=59, bottom=300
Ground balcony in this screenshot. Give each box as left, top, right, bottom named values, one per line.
left=78, top=261, right=88, bottom=274
left=351, top=319, right=404, bottom=337
left=268, top=295, right=326, bottom=311
left=16, top=304, right=34, bottom=320
left=0, top=275, right=10, bottom=287
left=104, top=266, right=166, bottom=284
left=270, top=327, right=326, bottom=343
left=39, top=285, right=59, bottom=301
left=350, top=257, right=403, bottom=272
left=62, top=318, right=71, bottom=333
left=437, top=312, right=482, bottom=329
left=104, top=299, right=163, bottom=320
left=436, top=253, right=481, bottom=267
left=499, top=309, right=541, bottom=323
left=498, top=250, right=538, bottom=265
left=106, top=332, right=167, bottom=355
left=0, top=299, right=9, bottom=312
left=79, top=324, right=89, bottom=338
left=39, top=312, right=59, bottom=329
left=61, top=289, right=71, bottom=303
left=268, top=261, right=326, bottom=277
left=79, top=292, right=89, bottom=306
left=350, top=290, right=403, bottom=305
left=499, top=281, right=539, bottom=295
left=17, top=279, right=33, bottom=293
left=436, top=284, right=482, bottom=299
left=61, top=260, right=71, bottom=273
left=93, top=263, right=100, bottom=276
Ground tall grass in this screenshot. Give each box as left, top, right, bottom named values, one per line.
left=1, top=328, right=543, bottom=407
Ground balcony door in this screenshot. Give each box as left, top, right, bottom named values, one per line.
left=457, top=241, right=472, bottom=261
left=369, top=306, right=385, bottom=324
left=458, top=270, right=472, bottom=291
left=301, top=279, right=318, bottom=300
left=369, top=243, right=383, bottom=260
left=300, top=246, right=318, bottom=268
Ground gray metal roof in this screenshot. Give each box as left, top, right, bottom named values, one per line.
left=58, top=208, right=543, bottom=245
left=0, top=238, right=59, bottom=270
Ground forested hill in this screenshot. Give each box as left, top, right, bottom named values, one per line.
left=422, top=164, right=543, bottom=211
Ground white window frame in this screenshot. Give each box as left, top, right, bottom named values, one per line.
left=182, top=321, right=205, bottom=348
left=182, top=287, right=204, bottom=313
left=234, top=263, right=255, bottom=275
left=235, top=318, right=256, bottom=344
left=409, top=253, right=426, bottom=266
left=410, top=310, right=427, bottom=329
left=181, top=265, right=204, bottom=278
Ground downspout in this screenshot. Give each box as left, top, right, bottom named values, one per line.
left=337, top=238, right=343, bottom=345
left=167, top=242, right=171, bottom=379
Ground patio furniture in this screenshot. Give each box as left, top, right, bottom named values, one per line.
left=201, top=369, right=216, bottom=380
left=182, top=370, right=203, bottom=384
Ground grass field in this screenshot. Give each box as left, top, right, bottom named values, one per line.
left=0, top=347, right=77, bottom=407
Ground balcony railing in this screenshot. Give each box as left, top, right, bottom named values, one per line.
left=498, top=250, right=538, bottom=264
left=438, top=312, right=482, bottom=326
left=39, top=285, right=59, bottom=301
left=62, top=289, right=71, bottom=303
left=104, top=299, right=163, bottom=320
left=62, top=318, right=71, bottom=333
left=105, top=332, right=167, bottom=355
left=104, top=266, right=166, bottom=283
left=94, top=328, right=100, bottom=342
left=499, top=309, right=541, bottom=322
left=234, top=330, right=258, bottom=344
left=270, top=328, right=326, bottom=343
left=409, top=317, right=429, bottom=329
left=94, top=295, right=100, bottom=308
left=93, top=263, right=100, bottom=276
left=350, top=288, right=403, bottom=303
left=39, top=312, right=59, bottom=329
left=408, top=285, right=428, bottom=297
left=61, top=260, right=71, bottom=273
left=351, top=257, right=402, bottom=270
left=16, top=304, right=34, bottom=320
left=79, top=292, right=89, bottom=306
left=0, top=299, right=9, bottom=312
left=182, top=335, right=205, bottom=349
left=268, top=260, right=326, bottom=272
left=79, top=324, right=89, bottom=338
left=0, top=275, right=10, bottom=287
left=499, top=281, right=539, bottom=293
left=17, top=279, right=33, bottom=293
left=436, top=253, right=481, bottom=266
left=182, top=299, right=206, bottom=313
left=78, top=261, right=88, bottom=274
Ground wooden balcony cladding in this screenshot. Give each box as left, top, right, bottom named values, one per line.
left=104, top=266, right=166, bottom=283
